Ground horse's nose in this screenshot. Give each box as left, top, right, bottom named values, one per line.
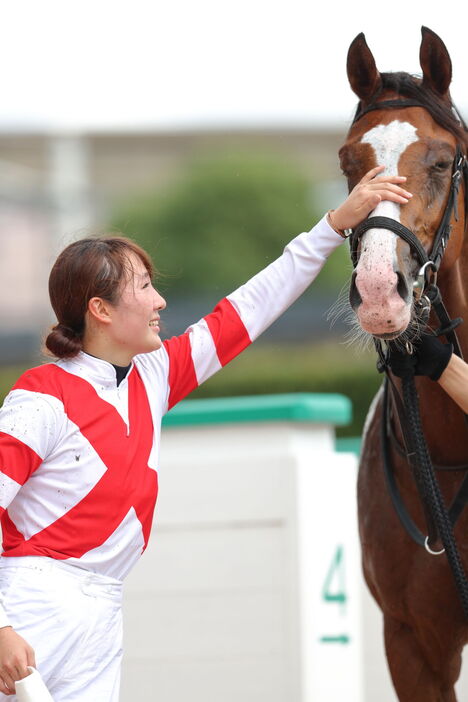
left=396, top=271, right=411, bottom=303
left=350, top=262, right=413, bottom=336
left=349, top=268, right=410, bottom=311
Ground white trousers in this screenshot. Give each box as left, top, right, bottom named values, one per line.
left=0, top=557, right=123, bottom=702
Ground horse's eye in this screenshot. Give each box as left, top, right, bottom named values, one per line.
left=433, top=161, right=451, bottom=172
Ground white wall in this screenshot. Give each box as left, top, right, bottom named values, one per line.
left=121, top=421, right=362, bottom=702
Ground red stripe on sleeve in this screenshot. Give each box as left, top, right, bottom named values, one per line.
left=205, top=297, right=251, bottom=367
left=0, top=432, right=42, bottom=485
left=163, top=333, right=198, bottom=410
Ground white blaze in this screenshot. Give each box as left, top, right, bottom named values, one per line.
left=361, top=120, right=418, bottom=222
left=354, top=120, right=419, bottom=333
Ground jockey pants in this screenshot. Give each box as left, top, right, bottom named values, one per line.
left=0, top=557, right=123, bottom=702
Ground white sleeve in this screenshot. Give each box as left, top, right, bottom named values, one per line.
left=0, top=608, right=10, bottom=629
left=226, top=212, right=345, bottom=341
left=144, top=213, right=345, bottom=411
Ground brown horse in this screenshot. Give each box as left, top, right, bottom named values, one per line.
left=341, top=27, right=468, bottom=701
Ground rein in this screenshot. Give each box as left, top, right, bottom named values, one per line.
left=348, top=98, right=468, bottom=617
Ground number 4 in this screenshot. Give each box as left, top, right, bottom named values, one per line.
left=322, top=545, right=347, bottom=607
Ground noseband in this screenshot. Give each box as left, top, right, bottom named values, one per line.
left=348, top=100, right=468, bottom=302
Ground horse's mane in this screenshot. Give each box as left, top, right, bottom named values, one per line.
left=353, top=71, right=468, bottom=147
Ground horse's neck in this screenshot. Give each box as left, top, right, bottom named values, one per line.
left=416, top=253, right=468, bottom=465
left=438, top=247, right=468, bottom=353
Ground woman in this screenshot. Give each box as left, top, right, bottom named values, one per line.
left=0, top=166, right=410, bottom=700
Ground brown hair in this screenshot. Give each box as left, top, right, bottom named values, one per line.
left=45, top=236, right=154, bottom=359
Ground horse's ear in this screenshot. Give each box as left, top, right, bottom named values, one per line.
left=420, top=26, right=452, bottom=97
left=346, top=32, right=381, bottom=101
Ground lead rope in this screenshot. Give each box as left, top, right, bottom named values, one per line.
left=400, top=369, right=468, bottom=619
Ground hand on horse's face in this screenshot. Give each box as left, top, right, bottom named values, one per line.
left=331, top=166, right=413, bottom=232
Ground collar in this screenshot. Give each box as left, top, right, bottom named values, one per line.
left=60, top=351, right=134, bottom=389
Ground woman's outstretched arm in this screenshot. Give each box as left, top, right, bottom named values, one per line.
left=141, top=168, right=411, bottom=411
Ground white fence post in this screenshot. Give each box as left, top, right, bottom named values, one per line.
left=122, top=393, right=362, bottom=702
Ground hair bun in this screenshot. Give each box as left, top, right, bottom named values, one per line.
left=44, top=323, right=83, bottom=359
left=57, top=323, right=79, bottom=339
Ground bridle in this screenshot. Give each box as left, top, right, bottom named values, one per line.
left=348, top=99, right=468, bottom=302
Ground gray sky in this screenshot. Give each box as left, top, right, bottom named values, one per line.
left=1, top=0, right=467, bottom=132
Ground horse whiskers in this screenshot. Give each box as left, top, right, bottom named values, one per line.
left=390, top=313, right=422, bottom=351
left=327, top=285, right=376, bottom=352
left=326, top=282, right=351, bottom=328
left=327, top=279, right=449, bottom=356
left=341, top=318, right=372, bottom=350
left=328, top=292, right=437, bottom=354
left=345, top=328, right=375, bottom=354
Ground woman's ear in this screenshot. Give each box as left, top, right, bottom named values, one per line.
left=87, top=297, right=113, bottom=325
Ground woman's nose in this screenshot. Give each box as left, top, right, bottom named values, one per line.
left=155, top=292, right=166, bottom=310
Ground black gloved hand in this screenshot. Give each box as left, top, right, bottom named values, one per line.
left=386, top=343, right=418, bottom=379
left=387, top=334, right=453, bottom=381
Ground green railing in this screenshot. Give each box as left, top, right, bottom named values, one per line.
left=335, top=436, right=361, bottom=456
left=162, top=392, right=352, bottom=427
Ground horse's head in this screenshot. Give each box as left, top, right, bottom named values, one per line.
left=341, top=26, right=468, bottom=341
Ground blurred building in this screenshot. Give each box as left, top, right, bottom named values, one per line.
left=0, top=128, right=346, bottom=363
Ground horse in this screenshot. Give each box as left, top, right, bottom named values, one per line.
left=340, top=27, right=468, bottom=701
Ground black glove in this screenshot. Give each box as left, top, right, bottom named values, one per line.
left=387, top=334, right=453, bottom=381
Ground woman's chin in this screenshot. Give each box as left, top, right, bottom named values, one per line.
left=146, top=334, right=163, bottom=352
left=127, top=337, right=163, bottom=358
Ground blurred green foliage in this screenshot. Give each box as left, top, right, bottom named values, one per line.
left=0, top=365, right=29, bottom=400
left=111, top=150, right=351, bottom=296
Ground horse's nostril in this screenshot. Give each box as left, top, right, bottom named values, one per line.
left=396, top=272, right=410, bottom=302
left=349, top=271, right=362, bottom=310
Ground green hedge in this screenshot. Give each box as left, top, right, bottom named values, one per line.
left=0, top=342, right=382, bottom=438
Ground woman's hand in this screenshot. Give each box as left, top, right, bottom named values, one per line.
left=0, top=626, right=36, bottom=695
left=330, top=165, right=412, bottom=234
left=387, top=334, right=453, bottom=381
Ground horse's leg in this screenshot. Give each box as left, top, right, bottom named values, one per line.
left=384, top=614, right=462, bottom=702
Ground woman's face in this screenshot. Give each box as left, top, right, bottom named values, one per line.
left=106, top=253, right=166, bottom=360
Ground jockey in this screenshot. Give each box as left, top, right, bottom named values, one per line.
left=0, top=166, right=410, bottom=701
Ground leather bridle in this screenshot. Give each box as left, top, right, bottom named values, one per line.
left=348, top=100, right=468, bottom=300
